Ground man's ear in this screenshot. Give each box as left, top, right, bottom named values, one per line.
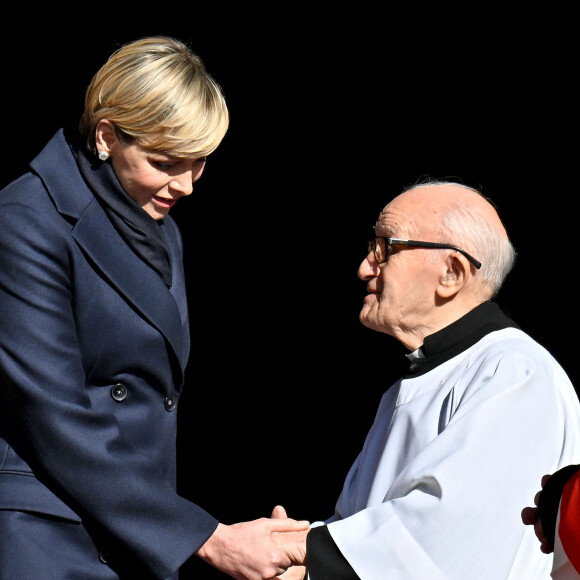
left=436, top=253, right=471, bottom=299
left=95, top=119, right=117, bottom=157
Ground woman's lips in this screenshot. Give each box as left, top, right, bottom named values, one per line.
left=154, top=196, right=176, bottom=208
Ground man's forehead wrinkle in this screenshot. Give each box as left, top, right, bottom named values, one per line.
left=374, top=205, right=415, bottom=237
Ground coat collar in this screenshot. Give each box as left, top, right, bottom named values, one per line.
left=30, top=129, right=189, bottom=378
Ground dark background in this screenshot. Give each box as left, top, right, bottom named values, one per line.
left=3, top=12, right=577, bottom=578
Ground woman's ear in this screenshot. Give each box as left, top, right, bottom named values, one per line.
left=95, top=120, right=117, bottom=157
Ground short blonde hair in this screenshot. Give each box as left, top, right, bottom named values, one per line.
left=79, top=36, right=229, bottom=158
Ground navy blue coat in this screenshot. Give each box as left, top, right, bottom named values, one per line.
left=0, top=130, right=218, bottom=579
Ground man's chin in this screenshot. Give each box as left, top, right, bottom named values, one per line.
left=359, top=310, right=376, bottom=330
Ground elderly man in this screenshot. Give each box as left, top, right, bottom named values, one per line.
left=277, top=180, right=580, bottom=579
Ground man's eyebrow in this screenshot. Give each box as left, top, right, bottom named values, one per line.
left=374, top=226, right=398, bottom=237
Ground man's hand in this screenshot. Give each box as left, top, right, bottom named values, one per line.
left=272, top=505, right=307, bottom=580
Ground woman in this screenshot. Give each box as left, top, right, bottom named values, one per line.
left=0, top=36, right=307, bottom=580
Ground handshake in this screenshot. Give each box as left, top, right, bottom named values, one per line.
left=196, top=505, right=311, bottom=580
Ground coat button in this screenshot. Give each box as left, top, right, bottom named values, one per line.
left=99, top=549, right=109, bottom=564
left=111, top=383, right=127, bottom=402
left=164, top=396, right=176, bottom=412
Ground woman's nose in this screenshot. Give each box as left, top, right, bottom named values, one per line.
left=171, top=160, right=205, bottom=197
left=171, top=172, right=195, bottom=196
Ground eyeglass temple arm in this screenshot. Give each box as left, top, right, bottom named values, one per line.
left=389, top=239, right=481, bottom=269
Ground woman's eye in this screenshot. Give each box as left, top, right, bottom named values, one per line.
left=154, top=161, right=174, bottom=170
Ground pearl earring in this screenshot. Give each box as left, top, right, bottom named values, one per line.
left=98, top=151, right=109, bottom=161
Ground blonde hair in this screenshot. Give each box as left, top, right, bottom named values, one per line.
left=79, top=36, right=229, bottom=158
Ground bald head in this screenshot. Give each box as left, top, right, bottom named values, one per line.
left=378, top=182, right=506, bottom=240
left=375, top=181, right=515, bottom=299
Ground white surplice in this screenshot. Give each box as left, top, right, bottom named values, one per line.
left=321, top=326, right=580, bottom=579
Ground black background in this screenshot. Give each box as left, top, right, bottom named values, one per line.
left=3, top=11, right=577, bottom=578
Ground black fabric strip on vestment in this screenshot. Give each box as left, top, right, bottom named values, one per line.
left=405, top=301, right=519, bottom=377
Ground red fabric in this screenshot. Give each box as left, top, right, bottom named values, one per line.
left=559, top=470, right=580, bottom=572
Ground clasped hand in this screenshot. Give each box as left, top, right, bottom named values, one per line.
left=271, top=505, right=308, bottom=580
left=196, top=504, right=309, bottom=580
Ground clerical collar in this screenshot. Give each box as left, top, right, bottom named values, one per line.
left=405, top=301, right=519, bottom=377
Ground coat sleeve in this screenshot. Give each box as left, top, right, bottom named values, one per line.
left=542, top=466, right=580, bottom=576
left=538, top=464, right=580, bottom=550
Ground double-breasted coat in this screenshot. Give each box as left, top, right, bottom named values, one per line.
left=0, top=129, right=218, bottom=579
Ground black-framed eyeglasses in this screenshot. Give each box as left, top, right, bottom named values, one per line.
left=368, top=237, right=482, bottom=269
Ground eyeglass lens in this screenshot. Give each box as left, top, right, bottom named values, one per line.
left=368, top=238, right=387, bottom=263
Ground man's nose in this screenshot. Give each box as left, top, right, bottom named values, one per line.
left=358, top=255, right=380, bottom=280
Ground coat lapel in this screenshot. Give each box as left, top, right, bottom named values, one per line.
left=30, top=129, right=189, bottom=380
left=72, top=201, right=187, bottom=368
